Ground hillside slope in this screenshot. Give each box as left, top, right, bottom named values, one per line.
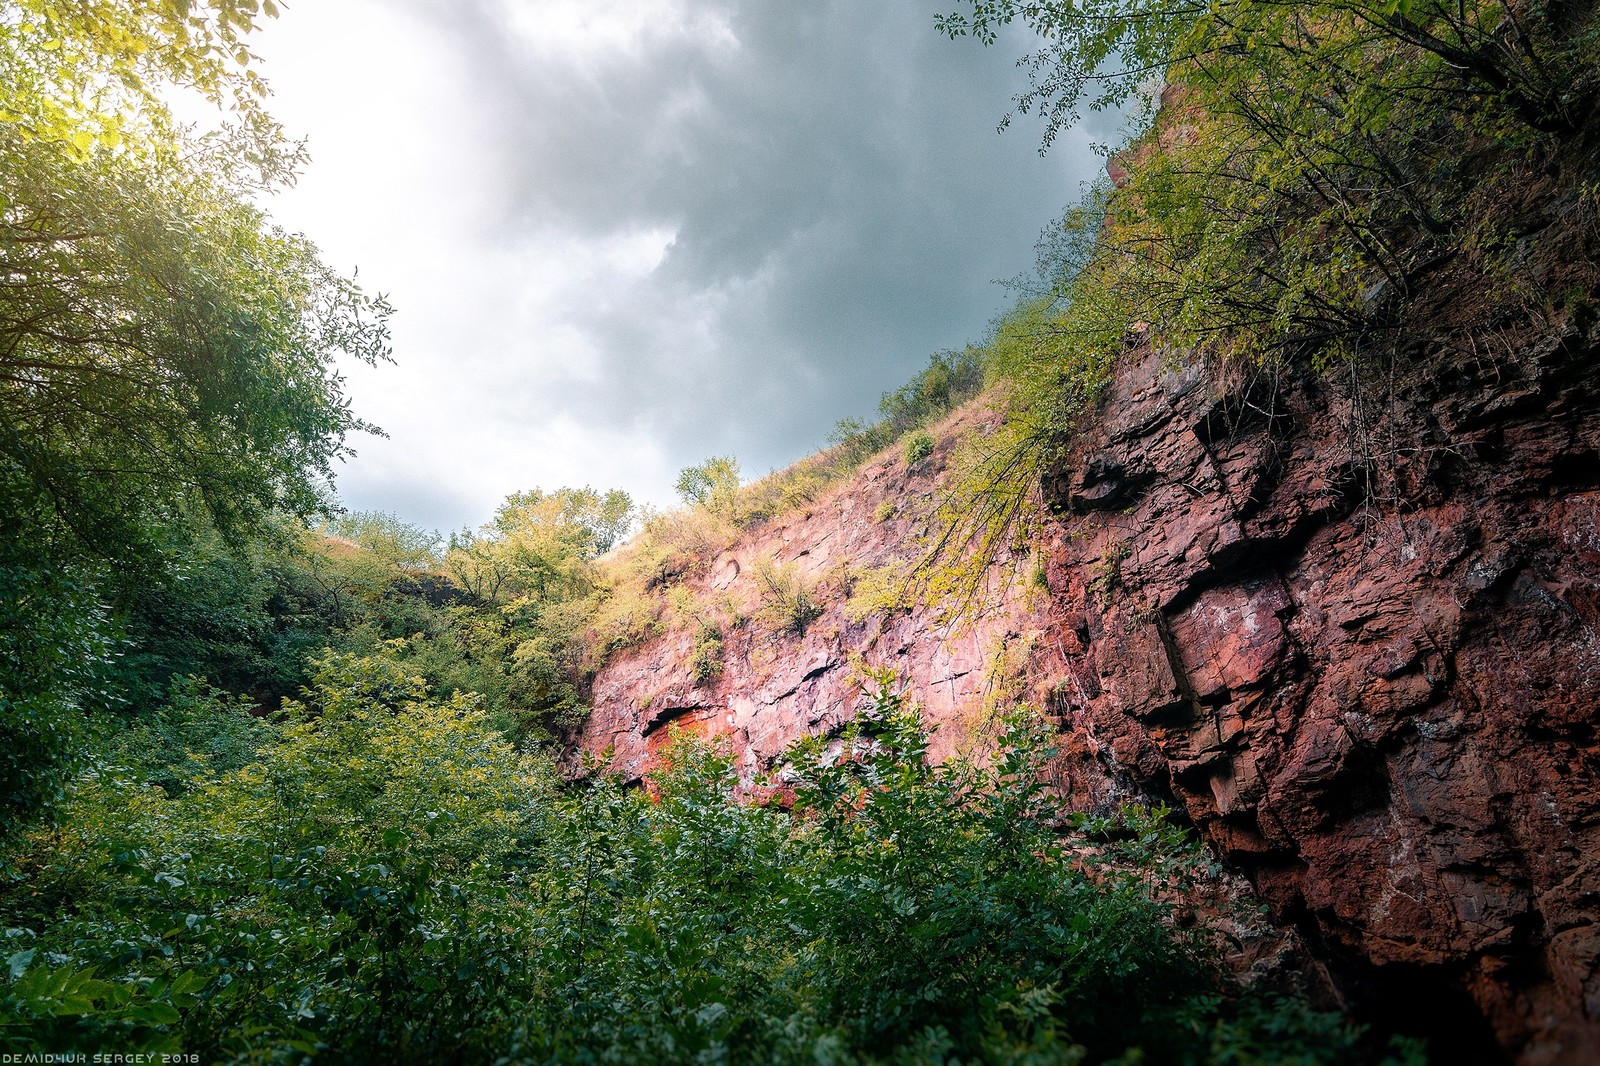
left=577, top=402, right=1073, bottom=786
left=577, top=302, right=1600, bottom=1062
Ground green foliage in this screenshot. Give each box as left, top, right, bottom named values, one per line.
left=944, top=0, right=1600, bottom=369
left=685, top=348, right=988, bottom=546
left=498, top=676, right=1376, bottom=1064
left=873, top=409, right=1048, bottom=628
left=1180, top=992, right=1428, bottom=1066
left=690, top=626, right=725, bottom=682
left=327, top=512, right=442, bottom=575
left=106, top=524, right=323, bottom=713
left=0, top=0, right=280, bottom=153
left=417, top=486, right=637, bottom=734
left=736, top=450, right=852, bottom=519
left=582, top=503, right=744, bottom=664
left=2, top=649, right=554, bottom=1059
left=447, top=487, right=634, bottom=605
left=878, top=347, right=987, bottom=435
left=0, top=1, right=390, bottom=840
left=915, top=0, right=1600, bottom=621
left=0, top=92, right=391, bottom=566
left=845, top=561, right=915, bottom=622
left=1090, top=540, right=1133, bottom=607
left=631, top=351, right=986, bottom=565
left=753, top=556, right=825, bottom=636
left=903, top=431, right=935, bottom=465
left=100, top=676, right=275, bottom=795
left=676, top=455, right=744, bottom=519
left=80, top=488, right=631, bottom=755
left=3, top=657, right=1398, bottom=1060
left=0, top=564, right=114, bottom=845
left=670, top=588, right=734, bottom=684
left=939, top=0, right=1597, bottom=146
left=1, top=957, right=206, bottom=1056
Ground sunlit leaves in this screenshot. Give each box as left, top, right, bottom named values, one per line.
left=1, top=0, right=281, bottom=165
left=0, top=0, right=388, bottom=846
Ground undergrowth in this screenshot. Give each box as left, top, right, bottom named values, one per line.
left=1, top=656, right=1420, bottom=1063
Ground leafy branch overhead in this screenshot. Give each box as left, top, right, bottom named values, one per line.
left=914, top=0, right=1600, bottom=580
left=938, top=0, right=1596, bottom=144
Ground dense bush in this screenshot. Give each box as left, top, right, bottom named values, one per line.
left=1, top=652, right=552, bottom=1059
left=1, top=660, right=1399, bottom=1062
left=903, top=431, right=936, bottom=465
left=753, top=556, right=826, bottom=636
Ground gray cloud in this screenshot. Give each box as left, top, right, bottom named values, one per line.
left=259, top=0, right=1118, bottom=529
left=419, top=0, right=1112, bottom=427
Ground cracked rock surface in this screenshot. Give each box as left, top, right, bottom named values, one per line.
left=577, top=310, right=1600, bottom=1063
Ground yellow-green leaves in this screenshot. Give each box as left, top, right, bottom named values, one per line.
left=1, top=0, right=279, bottom=165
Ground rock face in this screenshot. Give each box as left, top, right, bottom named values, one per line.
left=579, top=404, right=1091, bottom=794
left=1037, top=311, right=1600, bottom=1064
left=576, top=309, right=1600, bottom=1063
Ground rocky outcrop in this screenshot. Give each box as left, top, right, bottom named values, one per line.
left=576, top=307, right=1600, bottom=1062
left=1036, top=311, right=1600, bottom=1064
left=579, top=405, right=1092, bottom=791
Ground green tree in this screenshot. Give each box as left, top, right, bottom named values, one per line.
left=0, top=1, right=391, bottom=840
left=446, top=487, right=633, bottom=607
left=0, top=125, right=391, bottom=564
left=675, top=455, right=742, bottom=518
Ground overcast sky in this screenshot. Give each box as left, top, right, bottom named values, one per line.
left=252, top=0, right=1119, bottom=533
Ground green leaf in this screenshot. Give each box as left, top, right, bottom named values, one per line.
left=133, top=1002, right=182, bottom=1026
left=7, top=949, right=35, bottom=979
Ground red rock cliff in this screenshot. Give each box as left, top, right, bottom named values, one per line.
left=576, top=306, right=1600, bottom=1063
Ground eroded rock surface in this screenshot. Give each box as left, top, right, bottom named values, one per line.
left=577, top=311, right=1600, bottom=1063
left=578, top=405, right=1105, bottom=795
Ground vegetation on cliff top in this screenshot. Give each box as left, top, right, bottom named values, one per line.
left=910, top=0, right=1600, bottom=604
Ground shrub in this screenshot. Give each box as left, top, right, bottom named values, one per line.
left=753, top=557, right=825, bottom=636
left=689, top=627, right=725, bottom=683
left=903, top=430, right=935, bottom=465
left=586, top=581, right=665, bottom=662
left=1, top=650, right=554, bottom=1059
left=504, top=675, right=1382, bottom=1064
left=844, top=561, right=914, bottom=621
left=4, top=662, right=1396, bottom=1062
left=676, top=455, right=744, bottom=520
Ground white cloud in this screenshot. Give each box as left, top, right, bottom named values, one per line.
left=250, top=0, right=1110, bottom=533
